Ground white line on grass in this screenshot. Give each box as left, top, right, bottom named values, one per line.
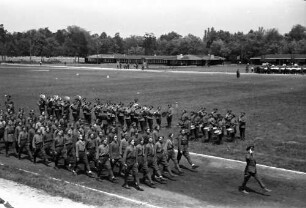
left=0, top=163, right=162, bottom=208
left=188, top=152, right=306, bottom=175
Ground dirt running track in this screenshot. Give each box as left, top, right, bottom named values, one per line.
left=0, top=152, right=305, bottom=208
left=0, top=178, right=96, bottom=208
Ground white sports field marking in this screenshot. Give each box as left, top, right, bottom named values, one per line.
left=189, top=151, right=306, bottom=175
left=30, top=69, right=50, bottom=72
left=2, top=63, right=306, bottom=77
left=0, top=163, right=162, bottom=208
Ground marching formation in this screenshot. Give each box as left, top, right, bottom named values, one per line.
left=0, top=94, right=246, bottom=191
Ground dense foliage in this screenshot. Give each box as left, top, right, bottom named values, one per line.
left=0, top=24, right=306, bottom=62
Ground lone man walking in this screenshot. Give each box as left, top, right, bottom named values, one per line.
left=240, top=145, right=272, bottom=194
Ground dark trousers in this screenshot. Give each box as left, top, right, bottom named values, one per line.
left=18, top=141, right=33, bottom=160
left=124, top=158, right=140, bottom=185
left=177, top=145, right=193, bottom=165
left=156, top=118, right=161, bottom=127
left=54, top=146, right=66, bottom=167
left=167, top=150, right=181, bottom=171
left=72, top=113, right=80, bottom=122
left=97, top=156, right=114, bottom=180
left=43, top=142, right=54, bottom=157
left=167, top=116, right=172, bottom=128
left=118, top=116, right=125, bottom=127
left=147, top=119, right=153, bottom=131
left=33, top=143, right=48, bottom=163
left=147, top=156, right=162, bottom=177
left=5, top=141, right=17, bottom=156
left=156, top=152, right=173, bottom=175
left=111, top=158, right=123, bottom=175
left=64, top=144, right=75, bottom=167
left=139, top=120, right=146, bottom=132
left=125, top=118, right=131, bottom=129
left=74, top=152, right=91, bottom=172
left=137, top=156, right=152, bottom=183
left=241, top=172, right=265, bottom=190
left=239, top=127, right=245, bottom=140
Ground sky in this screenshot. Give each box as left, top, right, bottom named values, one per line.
left=0, top=0, right=305, bottom=38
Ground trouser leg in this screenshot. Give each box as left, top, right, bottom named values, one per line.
left=26, top=143, right=33, bottom=160
left=183, top=149, right=193, bottom=166
left=254, top=173, right=266, bottom=188
left=241, top=173, right=251, bottom=190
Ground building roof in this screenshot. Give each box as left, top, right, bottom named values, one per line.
left=180, top=55, right=202, bottom=60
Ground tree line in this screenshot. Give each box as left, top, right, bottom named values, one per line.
left=0, top=24, right=305, bottom=63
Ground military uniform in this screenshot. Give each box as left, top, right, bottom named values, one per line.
left=177, top=131, right=198, bottom=169
left=53, top=133, right=66, bottom=168
left=4, top=123, right=17, bottom=157
left=32, top=132, right=49, bottom=164
left=63, top=132, right=76, bottom=169
left=155, top=139, right=175, bottom=177
left=122, top=142, right=143, bottom=190
left=74, top=138, right=92, bottom=174
left=18, top=129, right=33, bottom=160
left=109, top=138, right=123, bottom=175
left=136, top=140, right=154, bottom=187
left=154, top=107, right=162, bottom=127
left=96, top=142, right=115, bottom=182
left=43, top=130, right=54, bottom=158
left=165, top=135, right=182, bottom=173
left=145, top=141, right=162, bottom=179
left=241, top=146, right=271, bottom=193
left=238, top=113, right=246, bottom=140
left=166, top=105, right=174, bottom=128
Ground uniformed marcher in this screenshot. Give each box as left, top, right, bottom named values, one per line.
left=238, top=112, right=246, bottom=140
left=96, top=137, right=117, bottom=182
left=165, top=133, right=183, bottom=174
left=32, top=129, right=50, bottom=165
left=109, top=135, right=123, bottom=176
left=240, top=145, right=272, bottom=194
left=4, top=119, right=16, bottom=157
left=73, top=135, right=93, bottom=176
left=145, top=137, right=166, bottom=182
left=122, top=138, right=143, bottom=191
left=155, top=136, right=176, bottom=177
left=63, top=129, right=76, bottom=170
left=37, top=94, right=46, bottom=115
left=154, top=106, right=162, bottom=127
left=136, top=137, right=155, bottom=188
left=166, top=104, right=174, bottom=128
left=43, top=126, right=54, bottom=158
left=177, top=129, right=199, bottom=169
left=53, top=130, right=66, bottom=169
left=17, top=126, right=33, bottom=160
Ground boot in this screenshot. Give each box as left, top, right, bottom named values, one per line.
left=135, top=183, right=144, bottom=191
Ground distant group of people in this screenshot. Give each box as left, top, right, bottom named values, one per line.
left=254, top=64, right=305, bottom=74
left=116, top=62, right=147, bottom=70
left=177, top=108, right=247, bottom=145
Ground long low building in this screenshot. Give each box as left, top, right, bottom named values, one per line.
left=250, top=54, right=306, bottom=65
left=85, top=54, right=225, bottom=66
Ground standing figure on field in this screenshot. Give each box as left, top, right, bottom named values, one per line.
left=177, top=129, right=199, bottom=169
left=240, top=145, right=272, bottom=194
left=238, top=112, right=246, bottom=140
left=166, top=104, right=174, bottom=128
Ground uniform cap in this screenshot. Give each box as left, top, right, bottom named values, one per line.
left=246, top=145, right=254, bottom=151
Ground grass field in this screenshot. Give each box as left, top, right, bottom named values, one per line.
left=1, top=64, right=306, bottom=208
left=0, top=64, right=305, bottom=172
